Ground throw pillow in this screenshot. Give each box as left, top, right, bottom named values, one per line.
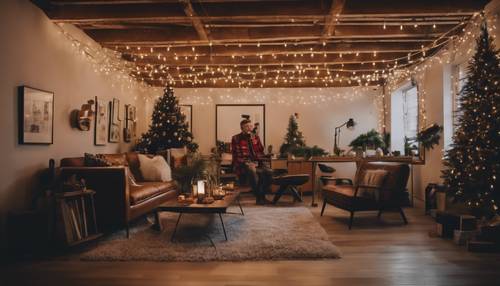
left=358, top=169, right=388, bottom=200
left=138, top=154, right=172, bottom=182
left=84, top=153, right=112, bottom=167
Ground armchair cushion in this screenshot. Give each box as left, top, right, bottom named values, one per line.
left=129, top=181, right=174, bottom=205
left=357, top=169, right=388, bottom=200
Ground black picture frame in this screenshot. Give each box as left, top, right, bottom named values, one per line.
left=215, top=104, right=265, bottom=146
left=18, top=85, right=54, bottom=145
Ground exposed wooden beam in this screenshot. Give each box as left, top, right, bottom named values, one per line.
left=39, top=1, right=484, bottom=24
left=321, top=0, right=346, bottom=42
left=142, top=78, right=383, bottom=88
left=115, top=42, right=427, bottom=57
left=50, top=0, right=300, bottom=5
left=123, top=51, right=410, bottom=66
left=85, top=25, right=453, bottom=45
left=179, top=0, right=209, bottom=41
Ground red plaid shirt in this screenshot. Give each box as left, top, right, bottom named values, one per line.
left=231, top=132, right=265, bottom=176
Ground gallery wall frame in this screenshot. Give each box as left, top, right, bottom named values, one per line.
left=180, top=104, right=192, bottom=134
left=215, top=104, right=265, bottom=146
left=18, top=85, right=54, bottom=145
left=94, top=96, right=108, bottom=146
left=108, top=100, right=120, bottom=143
left=124, top=104, right=137, bottom=143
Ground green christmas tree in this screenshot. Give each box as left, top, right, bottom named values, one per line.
left=442, top=22, right=500, bottom=217
left=279, top=113, right=306, bottom=156
left=134, top=86, right=193, bottom=154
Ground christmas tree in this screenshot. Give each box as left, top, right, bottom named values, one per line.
left=442, top=22, right=500, bottom=217
left=134, top=86, right=193, bottom=154
left=279, top=113, right=306, bottom=156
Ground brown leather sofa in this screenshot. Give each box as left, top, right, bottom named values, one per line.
left=60, top=152, right=178, bottom=237
left=321, top=161, right=410, bottom=229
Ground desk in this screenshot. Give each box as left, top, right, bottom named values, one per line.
left=308, top=156, right=424, bottom=207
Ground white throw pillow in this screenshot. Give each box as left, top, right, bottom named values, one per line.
left=138, top=154, right=172, bottom=182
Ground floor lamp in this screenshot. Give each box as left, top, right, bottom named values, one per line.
left=333, top=118, right=355, bottom=155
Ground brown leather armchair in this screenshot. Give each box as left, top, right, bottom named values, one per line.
left=321, top=161, right=410, bottom=229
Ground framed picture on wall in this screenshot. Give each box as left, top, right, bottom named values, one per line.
left=111, top=98, right=120, bottom=124
left=124, top=104, right=136, bottom=143
left=18, top=86, right=54, bottom=144
left=180, top=104, right=192, bottom=133
left=216, top=104, right=265, bottom=146
left=94, top=96, right=108, bottom=146
left=108, top=101, right=120, bottom=143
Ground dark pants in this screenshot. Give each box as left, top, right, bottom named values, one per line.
left=244, top=162, right=273, bottom=202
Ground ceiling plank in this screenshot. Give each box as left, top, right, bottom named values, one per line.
left=180, top=0, right=209, bottom=41
left=321, top=0, right=346, bottom=42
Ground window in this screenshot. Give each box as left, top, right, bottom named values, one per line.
left=402, top=86, right=419, bottom=140
left=452, top=62, right=468, bottom=128
left=391, top=83, right=419, bottom=154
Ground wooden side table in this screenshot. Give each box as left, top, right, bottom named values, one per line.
left=55, top=189, right=102, bottom=247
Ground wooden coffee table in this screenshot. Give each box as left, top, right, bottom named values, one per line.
left=153, top=190, right=243, bottom=241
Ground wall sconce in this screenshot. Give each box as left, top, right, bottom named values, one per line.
left=70, top=99, right=95, bottom=131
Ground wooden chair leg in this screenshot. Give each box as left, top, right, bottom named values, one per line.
left=348, top=211, right=355, bottom=230
left=126, top=223, right=130, bottom=238
left=399, top=208, right=408, bottom=224
left=320, top=199, right=327, bottom=216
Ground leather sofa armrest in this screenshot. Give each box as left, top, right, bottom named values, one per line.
left=59, top=167, right=130, bottom=232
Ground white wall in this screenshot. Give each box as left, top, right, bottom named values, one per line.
left=146, top=87, right=382, bottom=156
left=142, top=87, right=382, bottom=184
left=0, top=0, right=153, bottom=249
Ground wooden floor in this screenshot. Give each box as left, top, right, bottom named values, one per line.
left=3, top=195, right=500, bottom=286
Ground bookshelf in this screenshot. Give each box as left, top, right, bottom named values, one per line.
left=55, top=189, right=102, bottom=247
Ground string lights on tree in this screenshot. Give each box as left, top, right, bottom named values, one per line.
left=441, top=21, right=500, bottom=217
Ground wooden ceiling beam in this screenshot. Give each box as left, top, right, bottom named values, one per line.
left=141, top=78, right=383, bottom=88
left=37, top=1, right=484, bottom=23
left=180, top=0, right=209, bottom=41
left=341, top=0, right=489, bottom=15
left=131, top=62, right=398, bottom=70
left=321, top=0, right=346, bottom=42
left=115, top=42, right=427, bottom=56
left=85, top=24, right=454, bottom=44
left=50, top=0, right=300, bottom=4
left=122, top=51, right=410, bottom=66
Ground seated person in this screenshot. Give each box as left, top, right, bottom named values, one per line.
left=231, top=119, right=273, bottom=205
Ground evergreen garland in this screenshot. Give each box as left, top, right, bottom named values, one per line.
left=442, top=22, right=500, bottom=217
left=134, top=86, right=193, bottom=154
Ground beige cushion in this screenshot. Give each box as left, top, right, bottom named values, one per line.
left=138, top=154, right=172, bottom=182
left=358, top=169, right=388, bottom=199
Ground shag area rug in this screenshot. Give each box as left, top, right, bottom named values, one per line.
left=81, top=204, right=341, bottom=262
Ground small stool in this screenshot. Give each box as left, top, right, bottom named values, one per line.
left=272, top=174, right=310, bottom=204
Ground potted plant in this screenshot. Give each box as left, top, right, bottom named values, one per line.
left=349, top=129, right=385, bottom=156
